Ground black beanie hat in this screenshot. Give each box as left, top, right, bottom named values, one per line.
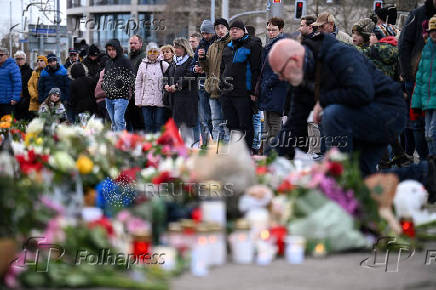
left=214, top=18, right=229, bottom=29
left=88, top=44, right=100, bottom=56
left=375, top=7, right=389, bottom=22
left=229, top=20, right=245, bottom=31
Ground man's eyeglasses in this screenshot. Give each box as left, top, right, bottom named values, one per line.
left=0, top=54, right=5, bottom=57
left=15, top=58, right=24, bottom=61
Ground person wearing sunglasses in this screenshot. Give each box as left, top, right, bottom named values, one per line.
left=28, top=55, right=48, bottom=114
left=0, top=47, right=21, bottom=118
left=135, top=43, right=169, bottom=134
left=14, top=50, right=33, bottom=121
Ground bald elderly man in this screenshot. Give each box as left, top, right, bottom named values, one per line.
left=267, top=34, right=436, bottom=201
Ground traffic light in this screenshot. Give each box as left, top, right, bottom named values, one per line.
left=373, top=1, right=383, bottom=11
left=295, top=1, right=305, bottom=20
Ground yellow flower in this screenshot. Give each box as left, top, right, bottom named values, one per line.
left=0, top=122, right=11, bottom=129
left=0, top=115, right=13, bottom=122
left=25, top=133, right=36, bottom=146
left=76, top=155, right=94, bottom=174
left=36, top=137, right=43, bottom=145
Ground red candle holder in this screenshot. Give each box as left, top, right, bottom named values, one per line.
left=400, top=218, right=415, bottom=238
left=132, top=231, right=151, bottom=264
left=270, top=226, right=287, bottom=256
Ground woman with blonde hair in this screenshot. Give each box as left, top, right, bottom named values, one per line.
left=164, top=37, right=198, bottom=146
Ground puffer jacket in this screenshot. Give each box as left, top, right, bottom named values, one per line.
left=28, top=67, right=43, bottom=111
left=135, top=57, right=169, bottom=107
left=258, top=35, right=289, bottom=115
left=361, top=36, right=400, bottom=81
left=399, top=0, right=436, bottom=82
left=411, top=38, right=436, bottom=111
left=0, top=58, right=21, bottom=104
left=198, top=34, right=231, bottom=98
left=102, top=39, right=135, bottom=100
left=220, top=35, right=262, bottom=98
left=37, top=63, right=70, bottom=103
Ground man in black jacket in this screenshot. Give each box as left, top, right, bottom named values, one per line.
left=102, top=39, right=135, bottom=131
left=82, top=44, right=101, bottom=80
left=220, top=20, right=262, bottom=151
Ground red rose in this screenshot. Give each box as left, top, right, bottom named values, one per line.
left=142, top=142, right=153, bottom=152
left=256, top=166, right=268, bottom=175
left=152, top=171, right=171, bottom=185
left=327, top=162, right=343, bottom=177
left=88, top=217, right=114, bottom=236
left=277, top=179, right=294, bottom=193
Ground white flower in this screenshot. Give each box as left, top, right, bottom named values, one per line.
left=26, top=118, right=44, bottom=134
left=328, top=148, right=348, bottom=162
left=49, top=151, right=76, bottom=171
left=141, top=167, right=157, bottom=179
left=158, top=157, right=174, bottom=172
left=11, top=141, right=26, bottom=155
left=109, top=167, right=119, bottom=179
left=56, top=124, right=77, bottom=140
left=85, top=116, right=104, bottom=134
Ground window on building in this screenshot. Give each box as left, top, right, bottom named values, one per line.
left=67, top=0, right=86, bottom=8
left=90, top=0, right=131, bottom=5
left=93, top=14, right=132, bottom=50
left=138, top=0, right=167, bottom=4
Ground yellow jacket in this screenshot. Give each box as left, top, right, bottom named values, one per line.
left=28, top=68, right=43, bottom=111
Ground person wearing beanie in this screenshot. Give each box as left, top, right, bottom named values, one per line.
left=39, top=87, right=66, bottom=121
left=28, top=55, right=47, bottom=113
left=82, top=44, right=101, bottom=79
left=0, top=47, right=21, bottom=118
left=64, top=48, right=80, bottom=70
left=220, top=19, right=262, bottom=152
left=352, top=18, right=375, bottom=48
left=214, top=18, right=229, bottom=30
left=411, top=15, right=436, bottom=159
left=190, top=19, right=217, bottom=145
left=38, top=52, right=69, bottom=107
left=135, top=42, right=169, bottom=133
left=373, top=7, right=399, bottom=40
left=198, top=18, right=231, bottom=142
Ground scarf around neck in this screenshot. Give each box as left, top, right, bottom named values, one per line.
left=175, top=54, right=189, bottom=66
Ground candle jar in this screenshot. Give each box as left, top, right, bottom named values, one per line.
left=285, top=236, right=306, bottom=264
left=229, top=219, right=254, bottom=264
left=181, top=219, right=196, bottom=252
left=132, top=230, right=151, bottom=264
left=400, top=217, right=416, bottom=238
left=207, top=223, right=226, bottom=266
left=312, top=240, right=327, bottom=258
left=256, top=229, right=275, bottom=265
left=191, top=223, right=210, bottom=276
left=163, top=222, right=184, bottom=250
left=269, top=225, right=287, bottom=256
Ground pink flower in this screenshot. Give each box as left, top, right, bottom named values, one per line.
left=127, top=218, right=149, bottom=234
left=117, top=210, right=131, bottom=223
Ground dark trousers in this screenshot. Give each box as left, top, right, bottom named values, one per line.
left=221, top=96, right=254, bottom=149
left=0, top=104, right=14, bottom=118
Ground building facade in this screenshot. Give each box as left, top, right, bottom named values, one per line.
left=67, top=0, right=196, bottom=50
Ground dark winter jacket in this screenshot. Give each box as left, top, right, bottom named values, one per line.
left=361, top=37, right=400, bottom=81
left=129, top=48, right=147, bottom=75
left=15, top=63, right=33, bottom=119
left=399, top=0, right=436, bottom=82
left=37, top=63, right=70, bottom=104
left=258, top=35, right=290, bottom=115
left=82, top=56, right=101, bottom=80
left=189, top=36, right=216, bottom=80
left=316, top=33, right=406, bottom=113
left=69, top=63, right=97, bottom=114
left=220, top=35, right=262, bottom=98
left=0, top=58, right=21, bottom=104
left=102, top=39, right=135, bottom=100
left=166, top=55, right=198, bottom=128
left=64, top=57, right=80, bottom=70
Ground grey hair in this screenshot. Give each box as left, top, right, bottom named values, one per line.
left=14, top=50, right=26, bottom=59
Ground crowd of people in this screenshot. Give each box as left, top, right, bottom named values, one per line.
left=0, top=1, right=435, bottom=201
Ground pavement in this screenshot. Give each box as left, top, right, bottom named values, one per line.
left=172, top=243, right=436, bottom=290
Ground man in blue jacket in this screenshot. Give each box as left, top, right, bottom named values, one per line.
left=220, top=20, right=262, bottom=151
left=38, top=54, right=70, bottom=118
left=269, top=35, right=436, bottom=201
left=0, top=47, right=21, bottom=118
